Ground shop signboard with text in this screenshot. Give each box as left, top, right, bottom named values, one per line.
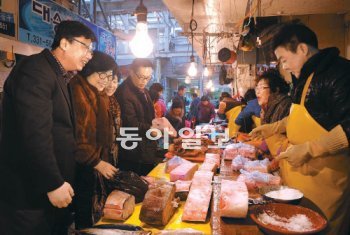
left=0, top=11, right=15, bottom=37
left=98, top=29, right=116, bottom=59
left=18, top=0, right=116, bottom=58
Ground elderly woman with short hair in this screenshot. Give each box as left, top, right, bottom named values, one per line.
left=255, top=69, right=291, bottom=124
left=70, top=51, right=118, bottom=229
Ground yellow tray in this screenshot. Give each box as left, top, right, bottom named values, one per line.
left=99, top=163, right=211, bottom=234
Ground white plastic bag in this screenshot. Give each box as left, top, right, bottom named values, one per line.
left=152, top=117, right=177, bottom=137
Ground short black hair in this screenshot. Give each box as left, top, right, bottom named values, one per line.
left=244, top=89, right=257, bottom=101
left=131, top=58, right=154, bottom=71
left=149, top=83, right=163, bottom=102
left=191, top=93, right=198, bottom=98
left=171, top=99, right=183, bottom=109
left=219, top=92, right=231, bottom=101
left=79, top=51, right=117, bottom=78
left=149, top=83, right=163, bottom=93
left=201, top=95, right=210, bottom=102
left=220, top=92, right=231, bottom=98
left=51, top=20, right=97, bottom=50
left=178, top=85, right=186, bottom=91
left=149, top=90, right=159, bottom=103
left=272, top=22, right=318, bottom=52
left=256, top=69, right=290, bottom=94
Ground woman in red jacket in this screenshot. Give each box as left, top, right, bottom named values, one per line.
left=195, top=95, right=216, bottom=124
left=150, top=83, right=166, bottom=118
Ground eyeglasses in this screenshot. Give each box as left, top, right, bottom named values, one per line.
left=72, top=38, right=94, bottom=56
left=135, top=73, right=152, bottom=81
left=97, top=72, right=113, bottom=81
left=255, top=86, right=270, bottom=93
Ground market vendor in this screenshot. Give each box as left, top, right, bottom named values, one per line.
left=248, top=69, right=291, bottom=156
left=254, top=69, right=291, bottom=125
left=250, top=22, right=350, bottom=234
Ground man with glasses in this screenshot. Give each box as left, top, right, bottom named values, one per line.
left=72, top=38, right=94, bottom=56
left=0, top=21, right=96, bottom=234
left=115, top=58, right=162, bottom=176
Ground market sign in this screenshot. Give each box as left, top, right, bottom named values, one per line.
left=98, top=29, right=117, bottom=60
left=18, top=0, right=116, bottom=59
left=0, top=11, right=15, bottom=37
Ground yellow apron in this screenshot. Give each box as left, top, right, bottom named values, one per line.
left=281, top=73, right=350, bottom=234
left=251, top=115, right=261, bottom=128
left=225, top=105, right=242, bottom=138
left=265, top=133, right=289, bottom=157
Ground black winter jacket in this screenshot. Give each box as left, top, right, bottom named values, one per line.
left=291, top=47, right=350, bottom=140
left=115, top=78, right=159, bottom=165
left=0, top=49, right=76, bottom=209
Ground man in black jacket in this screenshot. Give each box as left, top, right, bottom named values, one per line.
left=115, top=58, right=161, bottom=176
left=0, top=21, right=96, bottom=234
left=251, top=23, right=350, bottom=234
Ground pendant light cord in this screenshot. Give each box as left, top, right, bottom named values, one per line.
left=191, top=0, right=195, bottom=19
left=189, top=0, right=197, bottom=59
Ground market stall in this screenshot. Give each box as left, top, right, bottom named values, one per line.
left=94, top=126, right=328, bottom=235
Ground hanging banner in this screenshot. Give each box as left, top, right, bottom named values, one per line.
left=98, top=29, right=116, bottom=59
left=18, top=0, right=116, bottom=58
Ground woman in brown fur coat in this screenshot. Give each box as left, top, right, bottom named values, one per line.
left=70, top=51, right=118, bottom=229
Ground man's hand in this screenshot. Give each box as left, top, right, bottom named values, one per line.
left=94, top=160, right=118, bottom=179
left=47, top=182, right=74, bottom=208
left=276, top=125, right=349, bottom=167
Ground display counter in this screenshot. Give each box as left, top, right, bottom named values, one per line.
left=98, top=145, right=326, bottom=234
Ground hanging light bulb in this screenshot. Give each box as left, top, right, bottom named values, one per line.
left=188, top=55, right=197, bottom=77
left=188, top=62, right=197, bottom=77
left=129, top=0, right=153, bottom=58
left=130, top=22, right=153, bottom=58
left=203, top=65, right=209, bottom=77
left=185, top=76, right=191, bottom=84
left=206, top=79, right=213, bottom=89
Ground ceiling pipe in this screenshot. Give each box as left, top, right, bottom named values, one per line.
left=80, top=0, right=93, bottom=22
left=96, top=0, right=112, bottom=31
